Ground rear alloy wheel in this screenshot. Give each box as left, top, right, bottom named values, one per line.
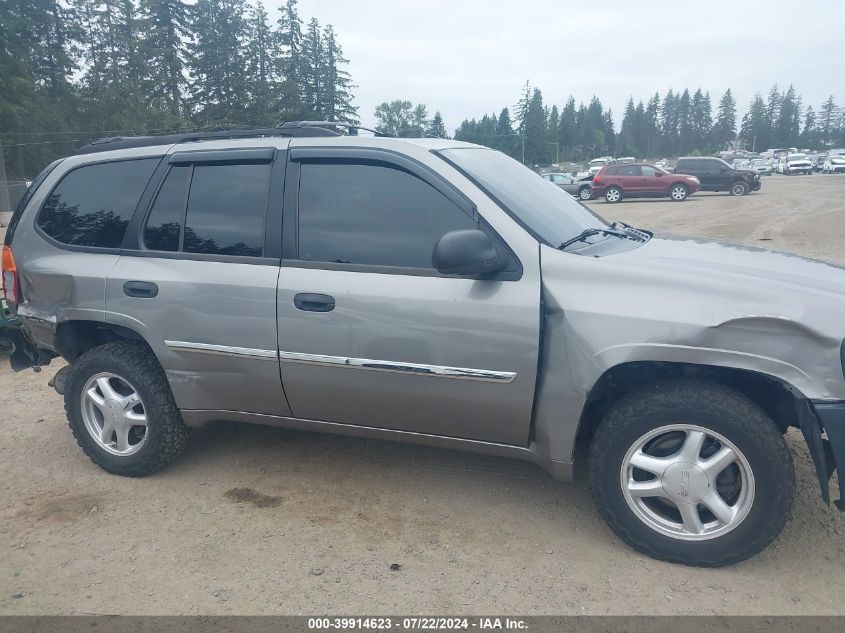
left=579, top=186, right=592, bottom=201
left=730, top=181, right=748, bottom=196
left=605, top=187, right=622, bottom=203
left=670, top=184, right=688, bottom=201
left=589, top=380, right=795, bottom=566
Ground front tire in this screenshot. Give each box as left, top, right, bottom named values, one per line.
left=588, top=379, right=795, bottom=567
left=65, top=342, right=190, bottom=476
left=730, top=181, right=748, bottom=196
left=604, top=187, right=623, bottom=203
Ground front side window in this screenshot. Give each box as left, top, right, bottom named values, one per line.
left=37, top=158, right=158, bottom=248
left=618, top=165, right=640, bottom=177
left=297, top=162, right=477, bottom=269
left=641, top=165, right=660, bottom=177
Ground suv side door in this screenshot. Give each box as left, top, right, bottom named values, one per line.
left=616, top=164, right=644, bottom=195
left=274, top=145, right=541, bottom=446
left=105, top=146, right=292, bottom=417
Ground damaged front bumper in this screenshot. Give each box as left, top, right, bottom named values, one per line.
left=802, top=400, right=845, bottom=511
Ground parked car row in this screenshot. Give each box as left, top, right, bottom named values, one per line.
left=573, top=157, right=761, bottom=203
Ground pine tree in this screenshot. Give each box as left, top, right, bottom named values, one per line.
left=427, top=111, right=447, bottom=138
left=739, top=93, right=767, bottom=151
left=619, top=97, right=636, bottom=156
left=801, top=106, right=817, bottom=147
left=711, top=89, right=737, bottom=150
left=321, top=24, right=358, bottom=123
left=558, top=96, right=576, bottom=159
left=139, top=0, right=191, bottom=119
left=690, top=89, right=712, bottom=152
left=818, top=95, right=839, bottom=145
left=243, top=1, right=277, bottom=126
left=660, top=89, right=677, bottom=155
left=775, top=85, right=800, bottom=147
left=189, top=0, right=250, bottom=125
left=301, top=17, right=324, bottom=118
left=676, top=89, right=692, bottom=155
left=644, top=92, right=660, bottom=158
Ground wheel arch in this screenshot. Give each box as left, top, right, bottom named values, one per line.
left=574, top=361, right=806, bottom=451
left=55, top=319, right=153, bottom=363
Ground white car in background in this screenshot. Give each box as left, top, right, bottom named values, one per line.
left=823, top=155, right=845, bottom=174
left=779, top=153, right=814, bottom=175
left=588, top=156, right=613, bottom=176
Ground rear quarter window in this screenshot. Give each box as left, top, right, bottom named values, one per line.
left=36, top=158, right=159, bottom=249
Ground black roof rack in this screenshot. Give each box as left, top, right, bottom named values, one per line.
left=74, top=121, right=375, bottom=155
left=276, top=121, right=393, bottom=137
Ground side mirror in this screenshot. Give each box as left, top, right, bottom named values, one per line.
left=433, top=229, right=508, bottom=277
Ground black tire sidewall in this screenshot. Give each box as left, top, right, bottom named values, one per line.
left=732, top=181, right=748, bottom=195
left=579, top=186, right=591, bottom=200
left=590, top=382, right=795, bottom=566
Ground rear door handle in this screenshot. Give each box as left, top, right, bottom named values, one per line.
left=294, top=293, right=335, bottom=312
left=123, top=281, right=158, bottom=298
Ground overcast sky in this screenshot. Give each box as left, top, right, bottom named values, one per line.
left=273, top=0, right=843, bottom=133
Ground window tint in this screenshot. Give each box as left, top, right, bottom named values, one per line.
left=37, top=159, right=158, bottom=248
left=143, top=165, right=190, bottom=251
left=641, top=165, right=659, bottom=177
left=618, top=165, right=640, bottom=176
left=297, top=162, right=477, bottom=269
left=604, top=166, right=620, bottom=176
left=184, top=163, right=270, bottom=257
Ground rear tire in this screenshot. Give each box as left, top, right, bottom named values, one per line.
left=579, top=186, right=592, bottom=201
left=669, top=183, right=688, bottom=201
left=730, top=181, right=748, bottom=196
left=65, top=342, right=190, bottom=477
left=605, top=187, right=623, bottom=203
left=588, top=379, right=795, bottom=567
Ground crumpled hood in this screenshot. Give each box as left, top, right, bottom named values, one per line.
left=617, top=234, right=845, bottom=301
left=540, top=235, right=845, bottom=399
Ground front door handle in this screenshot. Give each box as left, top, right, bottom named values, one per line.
left=123, top=281, right=158, bottom=298
left=294, top=293, right=335, bottom=312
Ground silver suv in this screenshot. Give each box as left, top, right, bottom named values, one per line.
left=3, top=122, right=844, bottom=567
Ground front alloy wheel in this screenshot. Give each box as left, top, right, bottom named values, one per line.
left=621, top=424, right=754, bottom=540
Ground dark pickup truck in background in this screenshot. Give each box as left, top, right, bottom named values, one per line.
left=675, top=157, right=761, bottom=196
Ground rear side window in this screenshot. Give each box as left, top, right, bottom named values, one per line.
left=185, top=163, right=269, bottom=257
left=297, top=162, right=477, bottom=269
left=141, top=162, right=271, bottom=257
left=604, top=166, right=621, bottom=176
left=37, top=159, right=158, bottom=248
left=143, top=165, right=190, bottom=252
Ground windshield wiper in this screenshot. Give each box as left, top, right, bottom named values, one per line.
left=608, top=220, right=651, bottom=242
left=558, top=227, right=629, bottom=250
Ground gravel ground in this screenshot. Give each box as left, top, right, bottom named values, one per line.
left=1, top=174, right=845, bottom=615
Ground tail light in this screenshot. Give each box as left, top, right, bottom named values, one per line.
left=1, top=245, right=20, bottom=305
left=593, top=175, right=602, bottom=184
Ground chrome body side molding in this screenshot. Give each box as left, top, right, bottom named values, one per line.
left=277, top=350, right=516, bottom=383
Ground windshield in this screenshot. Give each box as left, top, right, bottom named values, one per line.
left=439, top=147, right=605, bottom=245
left=751, top=160, right=767, bottom=166
left=589, top=159, right=607, bottom=167
left=788, top=154, right=808, bottom=161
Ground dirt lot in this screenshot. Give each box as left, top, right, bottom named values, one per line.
left=2, top=174, right=845, bottom=615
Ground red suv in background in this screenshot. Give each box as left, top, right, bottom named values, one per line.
left=591, top=163, right=701, bottom=203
